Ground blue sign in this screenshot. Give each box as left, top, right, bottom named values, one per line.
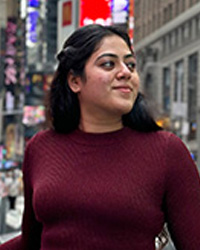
left=28, top=11, right=39, bottom=43
left=28, top=0, right=39, bottom=7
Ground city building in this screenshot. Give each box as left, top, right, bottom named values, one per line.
left=134, top=0, right=200, bottom=166
left=0, top=0, right=59, bottom=172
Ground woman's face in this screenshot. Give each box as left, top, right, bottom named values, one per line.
left=69, top=35, right=140, bottom=124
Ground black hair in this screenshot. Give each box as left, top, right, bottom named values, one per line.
left=46, top=24, right=162, bottom=133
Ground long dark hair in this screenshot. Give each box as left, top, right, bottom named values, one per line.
left=46, top=24, right=162, bottom=133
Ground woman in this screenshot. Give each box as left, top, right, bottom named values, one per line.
left=1, top=24, right=200, bottom=250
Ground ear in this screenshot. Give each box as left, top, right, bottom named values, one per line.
left=67, top=70, right=82, bottom=93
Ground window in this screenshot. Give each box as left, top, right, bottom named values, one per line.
left=182, top=0, right=186, bottom=11
left=175, top=28, right=179, bottom=46
left=175, top=0, right=180, bottom=15
left=168, top=4, right=173, bottom=20
left=163, top=68, right=171, bottom=112
left=144, top=73, right=154, bottom=99
left=174, top=60, right=184, bottom=102
left=164, top=8, right=168, bottom=23
left=188, top=53, right=198, bottom=139
left=162, top=37, right=167, bottom=53
left=188, top=20, right=193, bottom=40
left=168, top=33, right=174, bottom=49
left=196, top=15, right=200, bottom=35
left=181, top=25, right=185, bottom=43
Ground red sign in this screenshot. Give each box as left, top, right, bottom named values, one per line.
left=80, top=0, right=111, bottom=26
left=62, top=1, right=72, bottom=26
left=129, top=0, right=134, bottom=44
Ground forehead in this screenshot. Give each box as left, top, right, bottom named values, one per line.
left=92, top=35, right=133, bottom=58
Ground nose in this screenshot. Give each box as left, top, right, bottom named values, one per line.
left=116, top=62, right=131, bottom=80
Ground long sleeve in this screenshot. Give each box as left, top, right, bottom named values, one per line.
left=164, top=134, right=200, bottom=250
left=0, top=141, right=42, bottom=250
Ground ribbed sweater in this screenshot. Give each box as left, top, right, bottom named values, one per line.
left=1, top=127, right=200, bottom=250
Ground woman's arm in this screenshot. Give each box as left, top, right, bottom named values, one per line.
left=164, top=134, right=200, bottom=250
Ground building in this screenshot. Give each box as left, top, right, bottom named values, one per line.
left=0, top=0, right=57, bottom=172
left=134, top=0, right=200, bottom=166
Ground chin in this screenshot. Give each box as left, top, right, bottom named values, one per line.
left=115, top=104, right=134, bottom=116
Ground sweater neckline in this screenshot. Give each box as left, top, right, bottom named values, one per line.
left=68, top=126, right=131, bottom=146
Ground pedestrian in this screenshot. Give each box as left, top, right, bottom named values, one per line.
left=4, top=171, right=21, bottom=210
left=1, top=24, right=200, bottom=250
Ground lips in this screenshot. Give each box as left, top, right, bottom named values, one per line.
left=112, top=85, right=133, bottom=93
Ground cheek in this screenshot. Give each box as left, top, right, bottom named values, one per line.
left=132, top=74, right=140, bottom=89
left=95, top=75, right=111, bottom=91
left=97, top=74, right=110, bottom=83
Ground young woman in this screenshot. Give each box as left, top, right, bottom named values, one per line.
left=1, top=24, right=200, bottom=250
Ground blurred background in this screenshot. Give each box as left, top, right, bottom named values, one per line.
left=0, top=0, right=200, bottom=249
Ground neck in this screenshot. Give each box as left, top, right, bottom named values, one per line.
left=79, top=118, right=123, bottom=133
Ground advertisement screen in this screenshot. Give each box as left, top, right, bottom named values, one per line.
left=80, top=0, right=112, bottom=26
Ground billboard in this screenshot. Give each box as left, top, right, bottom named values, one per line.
left=57, top=0, right=135, bottom=49
left=79, top=0, right=112, bottom=26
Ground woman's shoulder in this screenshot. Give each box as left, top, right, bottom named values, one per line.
left=149, top=130, right=188, bottom=151
left=26, top=129, right=54, bottom=146
left=146, top=130, right=193, bottom=165
left=130, top=128, right=179, bottom=144
left=128, top=128, right=190, bottom=157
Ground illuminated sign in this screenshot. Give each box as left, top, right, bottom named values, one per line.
left=129, top=0, right=134, bottom=44
left=4, top=20, right=17, bottom=85
left=28, top=0, right=39, bottom=7
left=80, top=0, right=112, bottom=26
left=111, top=0, right=129, bottom=24
left=27, top=10, right=39, bottom=44
left=62, top=1, right=72, bottom=26
left=26, top=1, right=40, bottom=47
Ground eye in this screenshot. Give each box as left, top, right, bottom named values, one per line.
left=100, top=61, right=115, bottom=69
left=126, top=62, right=136, bottom=72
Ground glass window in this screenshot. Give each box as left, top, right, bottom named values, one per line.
left=144, top=73, right=154, bottom=99
left=181, top=25, right=185, bottom=44
left=174, top=60, right=184, bottom=102
left=163, top=67, right=171, bottom=112
left=188, top=53, right=198, bottom=140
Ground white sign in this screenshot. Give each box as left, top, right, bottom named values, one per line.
left=57, top=0, right=78, bottom=52
left=111, top=0, right=129, bottom=24
left=181, top=121, right=189, bottom=136
left=172, top=102, right=188, bottom=118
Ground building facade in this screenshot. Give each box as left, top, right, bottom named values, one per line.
left=134, top=0, right=200, bottom=166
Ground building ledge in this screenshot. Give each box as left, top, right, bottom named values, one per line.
left=135, top=2, right=200, bottom=50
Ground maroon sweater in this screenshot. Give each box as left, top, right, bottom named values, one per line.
left=1, top=127, right=200, bottom=250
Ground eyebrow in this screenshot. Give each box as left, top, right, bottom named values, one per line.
left=95, top=52, right=135, bottom=62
